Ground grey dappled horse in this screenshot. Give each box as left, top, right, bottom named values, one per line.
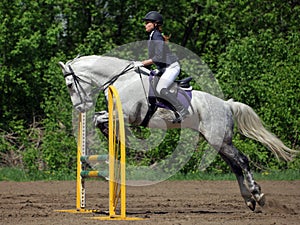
left=59, top=55, right=296, bottom=211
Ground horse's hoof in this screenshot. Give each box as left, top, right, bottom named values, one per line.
left=256, top=193, right=266, bottom=207
left=246, top=198, right=256, bottom=211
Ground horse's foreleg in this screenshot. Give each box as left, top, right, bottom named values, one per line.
left=94, top=111, right=109, bottom=138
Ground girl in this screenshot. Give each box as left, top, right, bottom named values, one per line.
left=138, top=11, right=189, bottom=122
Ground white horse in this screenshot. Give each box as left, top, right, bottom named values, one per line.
left=59, top=55, right=296, bottom=211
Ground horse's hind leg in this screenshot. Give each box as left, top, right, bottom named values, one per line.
left=205, top=132, right=265, bottom=210
left=219, top=151, right=257, bottom=211
left=195, top=94, right=265, bottom=210
left=220, top=143, right=266, bottom=210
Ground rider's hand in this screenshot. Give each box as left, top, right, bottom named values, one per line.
left=133, top=61, right=144, bottom=68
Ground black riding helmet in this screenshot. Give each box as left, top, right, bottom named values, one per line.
left=142, top=11, right=163, bottom=25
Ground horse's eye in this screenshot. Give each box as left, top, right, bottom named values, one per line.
left=67, top=83, right=73, bottom=89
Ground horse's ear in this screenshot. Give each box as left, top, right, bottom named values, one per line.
left=58, top=62, right=67, bottom=73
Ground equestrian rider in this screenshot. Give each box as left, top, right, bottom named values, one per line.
left=135, top=11, right=189, bottom=122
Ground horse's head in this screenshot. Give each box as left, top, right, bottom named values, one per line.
left=59, top=61, right=96, bottom=112
left=59, top=55, right=139, bottom=112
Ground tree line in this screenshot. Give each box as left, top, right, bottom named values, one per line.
left=0, top=0, right=299, bottom=176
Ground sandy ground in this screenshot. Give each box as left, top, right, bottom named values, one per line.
left=0, top=180, right=299, bottom=225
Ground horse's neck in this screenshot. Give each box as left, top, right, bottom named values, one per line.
left=89, top=56, right=150, bottom=87
left=73, top=55, right=150, bottom=93
left=93, top=56, right=131, bottom=80
left=73, top=55, right=130, bottom=84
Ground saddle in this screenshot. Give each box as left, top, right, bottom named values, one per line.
left=139, top=71, right=193, bottom=127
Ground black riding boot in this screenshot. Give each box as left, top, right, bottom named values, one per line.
left=160, top=88, right=189, bottom=123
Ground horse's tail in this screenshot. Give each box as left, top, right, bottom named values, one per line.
left=227, top=99, right=297, bottom=162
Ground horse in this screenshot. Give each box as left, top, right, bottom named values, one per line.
left=59, top=55, right=296, bottom=211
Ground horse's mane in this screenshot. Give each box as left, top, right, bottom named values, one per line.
left=66, top=55, right=150, bottom=79
left=67, top=55, right=131, bottom=67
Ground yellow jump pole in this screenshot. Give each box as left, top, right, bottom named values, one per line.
left=108, top=85, right=125, bottom=218
left=93, top=86, right=143, bottom=220
left=108, top=86, right=116, bottom=217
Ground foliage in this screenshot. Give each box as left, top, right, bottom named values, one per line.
left=0, top=0, right=299, bottom=178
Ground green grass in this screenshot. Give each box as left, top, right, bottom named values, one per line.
left=0, top=167, right=75, bottom=182
left=0, top=167, right=29, bottom=182
left=0, top=167, right=299, bottom=182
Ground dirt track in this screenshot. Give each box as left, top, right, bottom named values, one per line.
left=0, top=180, right=299, bottom=225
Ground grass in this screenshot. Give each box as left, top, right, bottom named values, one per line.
left=0, top=167, right=299, bottom=182
left=0, top=167, right=75, bottom=182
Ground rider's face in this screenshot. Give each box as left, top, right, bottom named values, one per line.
left=145, top=21, right=155, bottom=32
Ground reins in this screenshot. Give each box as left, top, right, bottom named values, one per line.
left=100, top=63, right=134, bottom=91
left=137, top=66, right=151, bottom=108
left=100, top=63, right=150, bottom=111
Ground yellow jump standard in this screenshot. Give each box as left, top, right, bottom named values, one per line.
left=56, top=86, right=143, bottom=220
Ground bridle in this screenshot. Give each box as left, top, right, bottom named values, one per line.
left=64, top=65, right=97, bottom=108
left=64, top=63, right=135, bottom=108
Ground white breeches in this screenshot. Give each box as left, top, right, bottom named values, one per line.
left=156, top=62, right=180, bottom=94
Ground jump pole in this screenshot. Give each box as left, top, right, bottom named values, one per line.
left=75, top=112, right=90, bottom=212
left=56, top=86, right=143, bottom=220
left=56, top=112, right=94, bottom=213
left=93, top=86, right=143, bottom=220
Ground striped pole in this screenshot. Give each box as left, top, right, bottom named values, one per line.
left=76, top=112, right=87, bottom=211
